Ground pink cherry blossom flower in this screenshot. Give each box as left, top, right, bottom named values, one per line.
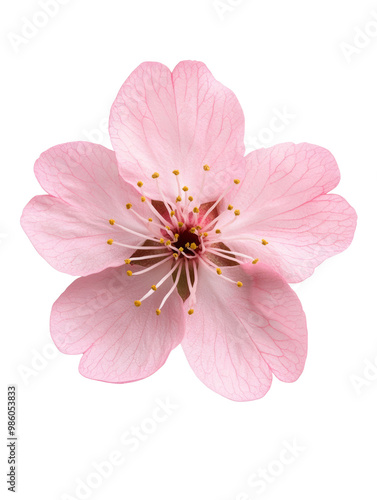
left=21, top=61, right=357, bottom=401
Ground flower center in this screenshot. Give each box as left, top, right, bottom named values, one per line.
left=172, top=228, right=201, bottom=257
left=106, top=166, right=269, bottom=316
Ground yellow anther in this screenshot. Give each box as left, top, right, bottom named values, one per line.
left=148, top=218, right=153, bottom=222
left=156, top=309, right=161, bottom=316
left=178, top=222, right=184, bottom=228
left=203, top=232, right=208, bottom=237
left=179, top=247, right=184, bottom=252
left=170, top=210, right=175, bottom=217
left=185, top=242, right=190, bottom=248
left=172, top=170, right=180, bottom=176
left=152, top=172, right=160, bottom=179
left=160, top=238, right=165, bottom=244
left=174, top=233, right=179, bottom=240
left=134, top=300, right=141, bottom=307
left=176, top=196, right=182, bottom=202
left=165, top=225, right=170, bottom=230
left=188, top=196, right=194, bottom=202
left=182, top=186, right=189, bottom=192
left=151, top=285, right=157, bottom=291
left=215, top=229, right=221, bottom=234
left=165, top=240, right=171, bottom=246
left=188, top=309, right=194, bottom=315
left=141, top=196, right=146, bottom=202
left=173, top=253, right=178, bottom=259
left=107, top=239, right=113, bottom=245
left=137, top=181, right=143, bottom=187
left=237, top=281, right=243, bottom=287
left=234, top=179, right=240, bottom=184
left=127, top=270, right=133, bottom=276
left=190, top=228, right=196, bottom=234
left=252, top=259, right=259, bottom=265
left=125, top=259, right=131, bottom=264
left=234, top=209, right=240, bottom=216
left=216, top=268, right=222, bottom=275
left=227, top=205, right=233, bottom=210
left=203, top=164, right=210, bottom=171
left=190, top=243, right=198, bottom=250
left=261, top=239, right=269, bottom=246
left=196, top=226, right=202, bottom=230
left=109, top=219, right=115, bottom=225
left=193, top=207, right=199, bottom=214
left=126, top=203, right=132, bottom=210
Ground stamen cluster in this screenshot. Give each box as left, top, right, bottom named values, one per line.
left=107, top=166, right=268, bottom=315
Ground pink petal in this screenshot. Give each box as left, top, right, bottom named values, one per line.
left=229, top=194, right=357, bottom=282
left=109, top=60, right=245, bottom=202
left=50, top=262, right=185, bottom=383
left=182, top=262, right=307, bottom=401
left=34, top=142, right=146, bottom=220
left=229, top=143, right=341, bottom=223
left=22, top=195, right=138, bottom=276
left=221, top=143, right=356, bottom=282
left=22, top=142, right=153, bottom=276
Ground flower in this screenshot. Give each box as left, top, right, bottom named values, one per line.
left=21, top=61, right=357, bottom=401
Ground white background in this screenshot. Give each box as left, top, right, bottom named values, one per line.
left=1, top=1, right=376, bottom=499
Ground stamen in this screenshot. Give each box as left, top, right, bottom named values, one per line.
left=206, top=248, right=251, bottom=266
left=127, top=208, right=163, bottom=238
left=207, top=246, right=258, bottom=262
left=153, top=174, right=175, bottom=221
left=124, top=253, right=171, bottom=264
left=183, top=260, right=199, bottom=314
left=110, top=241, right=170, bottom=251
left=200, top=256, right=245, bottom=287
left=157, top=262, right=183, bottom=312
left=200, top=183, right=235, bottom=224
left=137, top=260, right=181, bottom=306
left=128, top=255, right=173, bottom=276
left=112, top=222, right=160, bottom=242
left=262, top=239, right=269, bottom=245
